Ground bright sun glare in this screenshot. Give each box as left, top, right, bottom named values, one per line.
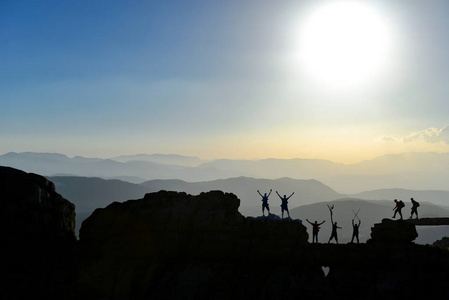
left=299, top=1, right=393, bottom=89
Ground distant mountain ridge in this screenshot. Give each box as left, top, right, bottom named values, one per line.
left=141, top=176, right=343, bottom=208
left=351, top=188, right=449, bottom=206
left=2, top=151, right=449, bottom=193
left=110, top=153, right=205, bottom=166
left=47, top=175, right=449, bottom=241
left=49, top=175, right=343, bottom=234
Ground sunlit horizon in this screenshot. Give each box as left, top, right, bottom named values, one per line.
left=2, top=0, right=449, bottom=167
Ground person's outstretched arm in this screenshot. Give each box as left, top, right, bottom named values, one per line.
left=288, top=192, right=294, bottom=199
left=257, top=190, right=263, bottom=197
left=306, top=219, right=312, bottom=225
left=319, top=220, right=325, bottom=225
left=267, top=189, right=272, bottom=197
left=276, top=191, right=281, bottom=198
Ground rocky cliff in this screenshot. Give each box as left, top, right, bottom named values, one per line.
left=0, top=166, right=76, bottom=299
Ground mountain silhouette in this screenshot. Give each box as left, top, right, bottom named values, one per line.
left=47, top=175, right=449, bottom=242
left=110, top=153, right=204, bottom=166
left=2, top=151, right=449, bottom=192
left=352, top=188, right=449, bottom=206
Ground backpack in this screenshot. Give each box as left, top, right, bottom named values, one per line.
left=415, top=201, right=420, bottom=207
left=399, top=201, right=405, bottom=208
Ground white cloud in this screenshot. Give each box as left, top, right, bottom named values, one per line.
left=374, top=125, right=449, bottom=144
left=402, top=125, right=449, bottom=144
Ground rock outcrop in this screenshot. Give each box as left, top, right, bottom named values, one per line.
left=370, top=218, right=418, bottom=243
left=433, top=236, right=449, bottom=250
left=0, top=166, right=76, bottom=299
left=76, top=190, right=309, bottom=298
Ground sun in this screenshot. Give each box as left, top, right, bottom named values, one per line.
left=299, top=1, right=393, bottom=89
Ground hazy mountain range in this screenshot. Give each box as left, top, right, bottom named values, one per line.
left=47, top=175, right=449, bottom=243
left=2, top=151, right=449, bottom=193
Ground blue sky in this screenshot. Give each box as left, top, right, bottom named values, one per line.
left=1, top=0, right=449, bottom=163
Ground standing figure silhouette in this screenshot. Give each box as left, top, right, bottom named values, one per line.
left=351, top=219, right=361, bottom=244
left=307, top=219, right=325, bottom=243
left=327, top=205, right=341, bottom=244
left=328, top=221, right=342, bottom=244
left=410, top=197, right=420, bottom=219
left=276, top=191, right=294, bottom=219
left=257, top=189, right=272, bottom=216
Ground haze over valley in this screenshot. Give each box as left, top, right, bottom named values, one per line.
left=2, top=151, right=449, bottom=194
left=9, top=150, right=444, bottom=243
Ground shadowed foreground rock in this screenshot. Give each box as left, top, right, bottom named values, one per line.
left=76, top=190, right=309, bottom=298
left=76, top=190, right=449, bottom=300
left=3, top=166, right=449, bottom=299
left=0, top=166, right=76, bottom=299
left=370, top=218, right=418, bottom=243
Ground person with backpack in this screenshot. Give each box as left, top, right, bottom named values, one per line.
left=392, top=199, right=404, bottom=220
left=276, top=191, right=294, bottom=219
left=257, top=189, right=272, bottom=216
left=410, top=197, right=420, bottom=219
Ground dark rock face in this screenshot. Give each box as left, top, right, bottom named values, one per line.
left=3, top=167, right=449, bottom=300
left=408, top=217, right=449, bottom=226
left=76, top=190, right=309, bottom=298
left=76, top=191, right=449, bottom=299
left=0, top=166, right=76, bottom=299
left=370, top=218, right=418, bottom=243
left=433, top=236, right=449, bottom=249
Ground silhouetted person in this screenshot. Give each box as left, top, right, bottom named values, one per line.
left=351, top=219, right=361, bottom=243
left=392, top=199, right=404, bottom=220
left=410, top=197, right=420, bottom=219
left=327, top=206, right=341, bottom=244
left=307, top=219, right=325, bottom=243
left=257, top=189, right=272, bottom=216
left=328, top=221, right=342, bottom=244
left=276, top=191, right=294, bottom=219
